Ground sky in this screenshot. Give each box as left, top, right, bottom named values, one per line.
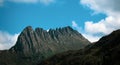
left=0, top=0, right=120, bottom=50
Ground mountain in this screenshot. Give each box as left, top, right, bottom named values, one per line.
left=0, top=26, right=90, bottom=65
left=38, top=29, right=120, bottom=65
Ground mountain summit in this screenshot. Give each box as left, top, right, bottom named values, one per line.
left=0, top=26, right=90, bottom=65
left=11, top=26, right=90, bottom=60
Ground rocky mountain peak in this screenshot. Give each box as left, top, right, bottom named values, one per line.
left=22, top=26, right=33, bottom=32
left=9, top=26, right=90, bottom=65
left=1, top=27, right=120, bottom=65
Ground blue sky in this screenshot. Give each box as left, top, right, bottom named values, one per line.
left=0, top=0, right=106, bottom=34
left=0, top=0, right=120, bottom=50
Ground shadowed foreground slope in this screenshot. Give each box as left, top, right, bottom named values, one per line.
left=38, top=29, right=120, bottom=65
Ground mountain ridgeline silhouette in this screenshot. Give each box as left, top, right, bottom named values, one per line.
left=0, top=26, right=90, bottom=65
left=38, top=29, right=120, bottom=65
left=1, top=26, right=120, bottom=65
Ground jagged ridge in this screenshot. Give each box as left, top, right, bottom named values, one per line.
left=3, top=26, right=90, bottom=65
left=38, top=29, right=120, bottom=65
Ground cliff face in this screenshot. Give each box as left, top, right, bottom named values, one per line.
left=0, top=26, right=90, bottom=65
left=38, top=29, right=120, bottom=65
left=11, top=26, right=89, bottom=59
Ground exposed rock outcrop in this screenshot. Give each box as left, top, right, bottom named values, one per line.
left=38, top=29, right=120, bottom=65
left=0, top=26, right=90, bottom=65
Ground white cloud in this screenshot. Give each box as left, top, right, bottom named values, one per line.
left=72, top=21, right=100, bottom=42
left=11, top=0, right=38, bottom=3
left=80, top=0, right=120, bottom=15
left=72, top=21, right=81, bottom=32
left=72, top=21, right=78, bottom=27
left=82, top=34, right=100, bottom=42
left=80, top=0, right=120, bottom=35
left=85, top=16, right=120, bottom=35
left=47, top=29, right=49, bottom=32
left=11, top=0, right=56, bottom=5
left=40, top=0, right=55, bottom=5
left=0, top=31, right=19, bottom=50
left=0, top=0, right=3, bottom=6
left=0, top=0, right=55, bottom=5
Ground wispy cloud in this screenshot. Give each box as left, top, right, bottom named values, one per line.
left=40, top=0, right=55, bottom=5
left=0, top=0, right=56, bottom=6
left=0, top=31, right=19, bottom=50
left=11, top=0, right=38, bottom=3
left=0, top=0, right=3, bottom=6
left=72, top=21, right=81, bottom=32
